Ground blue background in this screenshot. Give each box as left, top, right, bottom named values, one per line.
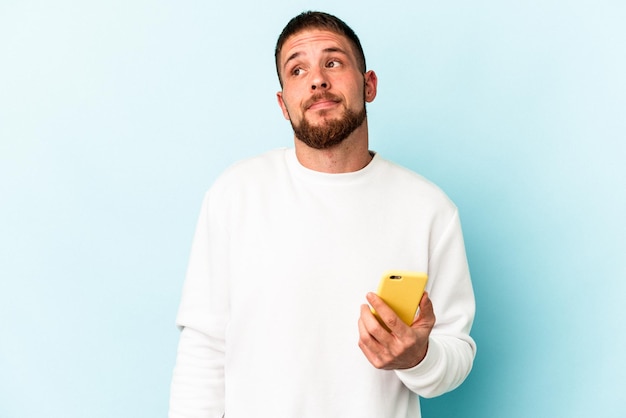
left=1, top=1, right=624, bottom=417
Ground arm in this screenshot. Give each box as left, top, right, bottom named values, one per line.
left=169, top=191, right=230, bottom=417
left=358, top=209, right=476, bottom=398
left=170, top=327, right=225, bottom=417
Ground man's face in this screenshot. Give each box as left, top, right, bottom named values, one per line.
left=276, top=29, right=377, bottom=149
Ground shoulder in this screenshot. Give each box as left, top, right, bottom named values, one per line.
left=198, top=148, right=290, bottom=215
left=209, top=148, right=288, bottom=191
left=222, top=148, right=288, bottom=179
left=374, top=155, right=457, bottom=212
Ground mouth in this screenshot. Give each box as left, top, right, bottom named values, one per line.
left=305, top=94, right=342, bottom=111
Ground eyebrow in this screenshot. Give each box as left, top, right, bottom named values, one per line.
left=282, top=47, right=350, bottom=72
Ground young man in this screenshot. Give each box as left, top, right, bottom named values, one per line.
left=170, top=11, right=476, bottom=418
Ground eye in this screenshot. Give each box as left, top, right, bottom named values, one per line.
left=327, top=60, right=341, bottom=68
left=291, top=67, right=304, bottom=76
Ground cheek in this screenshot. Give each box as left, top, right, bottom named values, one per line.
left=341, top=79, right=364, bottom=102
left=279, top=94, right=299, bottom=121
left=280, top=104, right=291, bottom=121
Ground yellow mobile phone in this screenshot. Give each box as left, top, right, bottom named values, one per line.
left=372, top=270, right=428, bottom=330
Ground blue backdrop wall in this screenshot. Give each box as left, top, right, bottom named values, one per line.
left=1, top=1, right=624, bottom=417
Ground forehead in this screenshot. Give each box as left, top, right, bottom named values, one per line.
left=279, top=29, right=356, bottom=64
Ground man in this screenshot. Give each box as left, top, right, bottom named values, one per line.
left=169, top=11, right=475, bottom=418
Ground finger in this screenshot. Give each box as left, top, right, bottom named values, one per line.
left=357, top=311, right=391, bottom=369
left=359, top=303, right=390, bottom=344
left=357, top=307, right=374, bottom=343
left=413, top=292, right=435, bottom=325
left=358, top=306, right=382, bottom=352
left=367, top=292, right=407, bottom=336
left=420, top=291, right=430, bottom=308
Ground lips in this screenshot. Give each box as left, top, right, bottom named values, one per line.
left=305, top=93, right=342, bottom=111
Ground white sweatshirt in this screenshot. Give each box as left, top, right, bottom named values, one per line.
left=170, top=148, right=476, bottom=418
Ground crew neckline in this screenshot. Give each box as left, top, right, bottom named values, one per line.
left=284, top=147, right=381, bottom=185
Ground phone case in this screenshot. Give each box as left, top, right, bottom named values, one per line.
left=372, top=270, right=428, bottom=330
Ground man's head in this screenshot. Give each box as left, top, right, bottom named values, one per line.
left=275, top=11, right=367, bottom=87
left=275, top=11, right=377, bottom=150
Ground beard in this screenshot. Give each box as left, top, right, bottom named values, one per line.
left=290, top=102, right=367, bottom=150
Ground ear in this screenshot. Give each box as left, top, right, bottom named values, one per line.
left=364, top=70, right=378, bottom=103
left=276, top=91, right=291, bottom=120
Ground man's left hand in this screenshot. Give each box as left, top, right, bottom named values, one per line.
left=357, top=291, right=435, bottom=370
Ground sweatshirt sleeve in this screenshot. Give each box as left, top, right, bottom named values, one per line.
left=169, top=191, right=229, bottom=418
left=394, top=209, right=476, bottom=398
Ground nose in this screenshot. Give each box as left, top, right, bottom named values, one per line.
left=311, top=81, right=328, bottom=90
left=310, top=68, right=329, bottom=91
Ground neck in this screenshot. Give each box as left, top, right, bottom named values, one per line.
left=294, top=122, right=372, bottom=173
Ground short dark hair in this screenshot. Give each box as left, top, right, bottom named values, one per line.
left=274, top=11, right=367, bottom=86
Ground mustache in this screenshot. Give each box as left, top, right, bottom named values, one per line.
left=304, top=93, right=342, bottom=109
